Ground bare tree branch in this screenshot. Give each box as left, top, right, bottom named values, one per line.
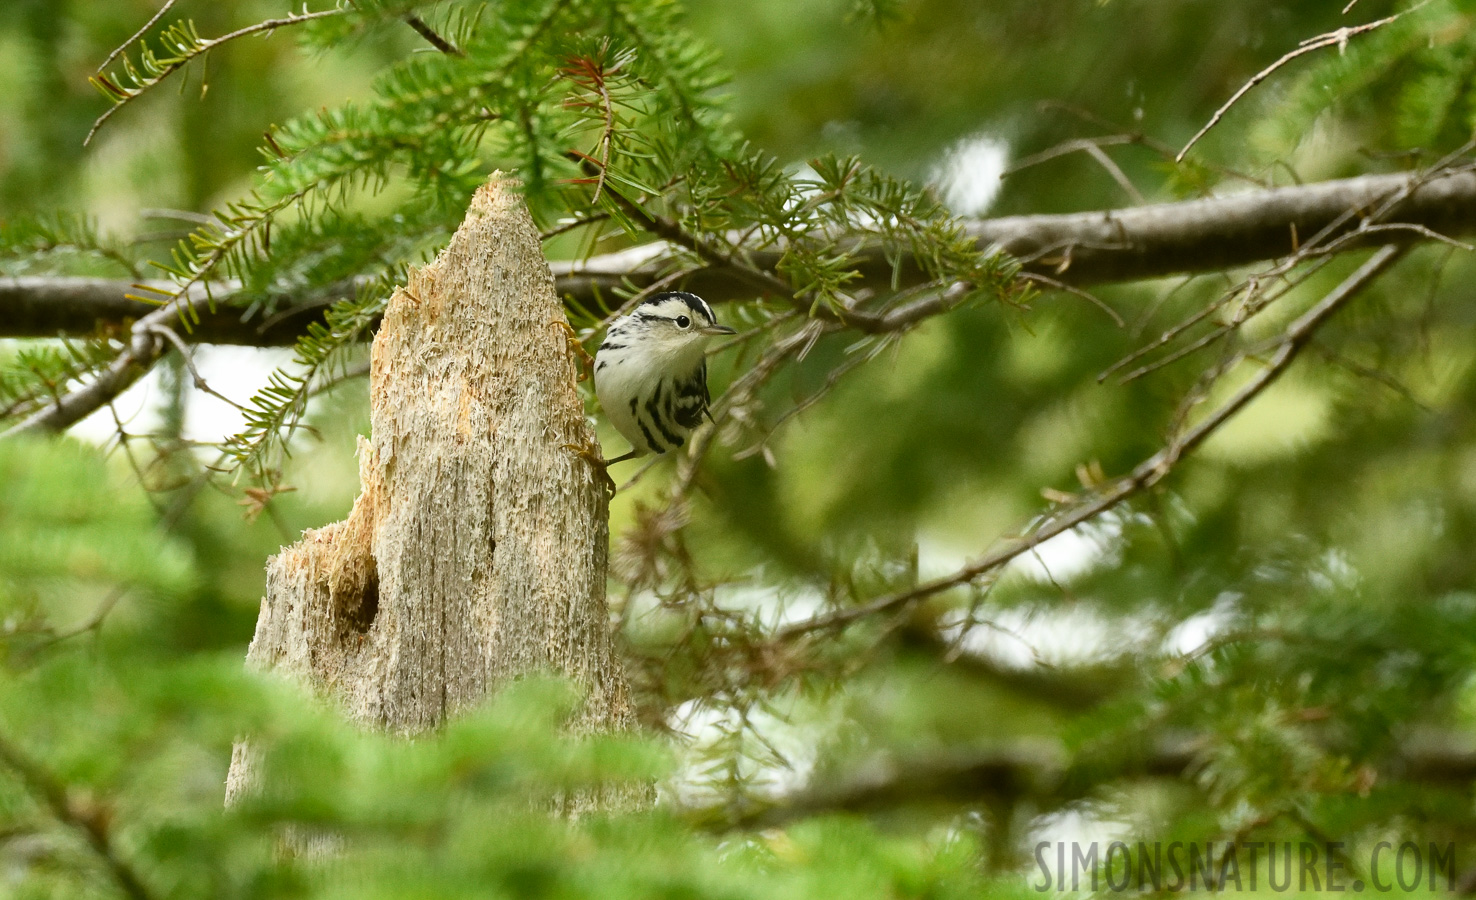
left=969, top=168, right=1470, bottom=284
left=4, top=170, right=1472, bottom=346
left=687, top=730, right=1476, bottom=831
left=1176, top=7, right=1423, bottom=161
left=0, top=290, right=216, bottom=438
left=0, top=277, right=358, bottom=345
left=776, top=244, right=1406, bottom=639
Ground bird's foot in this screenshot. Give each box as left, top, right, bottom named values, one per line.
left=551, top=319, right=594, bottom=382
left=563, top=439, right=616, bottom=494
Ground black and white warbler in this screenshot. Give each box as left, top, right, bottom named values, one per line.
left=595, top=291, right=736, bottom=465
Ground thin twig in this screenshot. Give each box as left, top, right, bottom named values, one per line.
left=587, top=59, right=618, bottom=205
left=572, top=155, right=917, bottom=334
left=671, top=318, right=829, bottom=498
left=1020, top=273, right=1125, bottom=327
left=1177, top=7, right=1423, bottom=161
left=147, top=324, right=250, bottom=412
left=1346, top=221, right=1474, bottom=251
left=98, top=0, right=178, bottom=73
left=404, top=14, right=464, bottom=56
left=591, top=78, right=616, bottom=207
left=106, top=403, right=166, bottom=515
left=540, top=212, right=612, bottom=241
left=777, top=244, right=1404, bottom=639
left=1115, top=318, right=1239, bottom=384
left=0, top=731, right=156, bottom=900
left=1129, top=272, right=1210, bottom=338
left=24, top=588, right=127, bottom=660
left=1002, top=135, right=1143, bottom=177
left=1103, top=151, right=1474, bottom=383
left=87, top=8, right=345, bottom=145
left=590, top=171, right=797, bottom=304
left=1313, top=344, right=1429, bottom=410
left=731, top=337, right=884, bottom=462
left=1083, top=141, right=1147, bottom=205
left=1034, top=101, right=1270, bottom=188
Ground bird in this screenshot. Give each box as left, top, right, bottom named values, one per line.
left=594, top=291, right=736, bottom=466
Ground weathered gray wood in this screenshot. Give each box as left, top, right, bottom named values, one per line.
left=226, top=176, right=631, bottom=803
left=7, top=169, right=1476, bottom=350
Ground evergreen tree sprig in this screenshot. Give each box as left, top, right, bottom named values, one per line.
left=0, top=212, right=140, bottom=278
left=87, top=7, right=348, bottom=146
left=0, top=341, right=120, bottom=423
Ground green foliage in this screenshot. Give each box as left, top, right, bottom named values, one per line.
left=6, top=0, right=1476, bottom=896
left=0, top=212, right=139, bottom=277
left=0, top=439, right=193, bottom=662
left=220, top=277, right=394, bottom=485
left=0, top=440, right=1009, bottom=898
left=1250, top=0, right=1476, bottom=166
left=40, top=0, right=1016, bottom=483
left=0, top=342, right=121, bottom=424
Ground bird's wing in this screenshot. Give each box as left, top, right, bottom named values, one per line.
left=699, top=360, right=714, bottom=423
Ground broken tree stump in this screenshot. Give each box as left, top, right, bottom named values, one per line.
left=226, top=175, right=631, bottom=803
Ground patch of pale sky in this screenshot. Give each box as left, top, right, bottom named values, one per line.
left=67, top=134, right=1009, bottom=445
left=71, top=346, right=293, bottom=447
left=1163, top=593, right=1240, bottom=658
left=930, top=133, right=1009, bottom=217
left=1027, top=807, right=1137, bottom=889
left=917, top=516, right=1119, bottom=588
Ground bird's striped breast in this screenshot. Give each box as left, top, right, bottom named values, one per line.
left=621, top=365, right=709, bottom=454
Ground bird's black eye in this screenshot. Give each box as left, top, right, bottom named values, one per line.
left=675, top=315, right=691, bottom=328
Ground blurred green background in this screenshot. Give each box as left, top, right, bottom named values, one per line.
left=5, top=0, right=1476, bottom=896
left=5, top=0, right=1396, bottom=649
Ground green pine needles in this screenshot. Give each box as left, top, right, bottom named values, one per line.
left=7, top=2, right=1476, bottom=894
left=0, top=0, right=1021, bottom=487
left=0, top=0, right=1462, bottom=489
left=1251, top=0, right=1476, bottom=164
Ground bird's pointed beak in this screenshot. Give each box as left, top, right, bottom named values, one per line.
left=699, top=324, right=737, bottom=336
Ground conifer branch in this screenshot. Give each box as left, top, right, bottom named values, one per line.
left=0, top=212, right=141, bottom=278
left=404, top=14, right=464, bottom=56
left=0, top=730, right=156, bottom=900
left=87, top=8, right=346, bottom=146
left=0, top=277, right=357, bottom=345
left=97, top=0, right=178, bottom=74
left=690, top=731, right=1476, bottom=830
left=776, top=244, right=1406, bottom=638
left=1176, top=6, right=1423, bottom=161
left=0, top=166, right=1464, bottom=440
left=0, top=291, right=214, bottom=438
left=4, top=168, right=1474, bottom=346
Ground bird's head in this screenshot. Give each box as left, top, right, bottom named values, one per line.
left=617, top=291, right=735, bottom=368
